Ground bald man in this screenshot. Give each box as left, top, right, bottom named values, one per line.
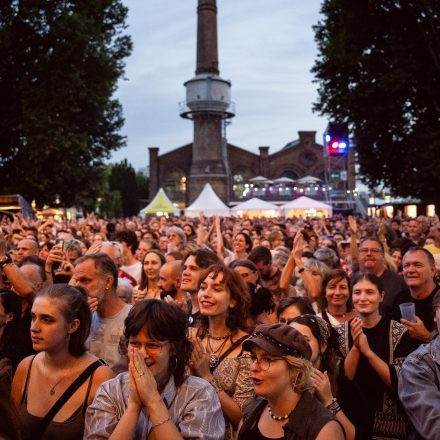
left=158, top=261, right=188, bottom=306
left=15, top=239, right=39, bottom=265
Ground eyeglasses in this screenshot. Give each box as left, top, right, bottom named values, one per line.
left=250, top=353, right=283, bottom=371
left=129, top=340, right=168, bottom=356
left=359, top=248, right=382, bottom=254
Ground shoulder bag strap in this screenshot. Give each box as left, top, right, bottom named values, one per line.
left=31, top=360, right=103, bottom=440
left=216, top=335, right=249, bottom=366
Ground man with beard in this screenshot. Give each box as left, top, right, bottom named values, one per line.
left=248, top=246, right=281, bottom=297
left=157, top=261, right=188, bottom=310
left=71, top=253, right=131, bottom=373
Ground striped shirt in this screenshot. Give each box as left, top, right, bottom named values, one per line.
left=84, top=373, right=225, bottom=440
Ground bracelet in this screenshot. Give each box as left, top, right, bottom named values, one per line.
left=209, top=377, right=223, bottom=394
left=298, top=267, right=305, bottom=274
left=326, top=398, right=341, bottom=415
left=45, top=270, right=52, bottom=274
left=152, top=416, right=171, bottom=429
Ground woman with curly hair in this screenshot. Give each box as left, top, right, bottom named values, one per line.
left=190, top=264, right=253, bottom=440
left=85, top=299, right=225, bottom=440
left=237, top=323, right=344, bottom=439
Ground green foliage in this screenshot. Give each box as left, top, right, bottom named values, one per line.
left=312, top=0, right=440, bottom=202
left=0, top=0, right=132, bottom=207
left=136, top=171, right=149, bottom=200
left=108, top=159, right=139, bottom=216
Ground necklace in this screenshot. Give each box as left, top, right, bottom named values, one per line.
left=207, top=332, right=231, bottom=341
left=44, top=356, right=72, bottom=395
left=267, top=405, right=289, bottom=421
left=207, top=334, right=230, bottom=369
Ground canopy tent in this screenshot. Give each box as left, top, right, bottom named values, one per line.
left=231, top=197, right=280, bottom=218
left=248, top=176, right=273, bottom=184
left=281, top=196, right=333, bottom=218
left=296, top=175, right=322, bottom=185
left=184, top=183, right=230, bottom=217
left=140, top=188, right=177, bottom=215
left=273, top=177, right=295, bottom=184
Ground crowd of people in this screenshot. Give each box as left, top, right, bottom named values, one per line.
left=0, top=211, right=439, bottom=439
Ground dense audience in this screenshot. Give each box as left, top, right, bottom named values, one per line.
left=0, top=211, right=439, bottom=439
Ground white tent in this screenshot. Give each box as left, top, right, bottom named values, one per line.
left=282, top=196, right=333, bottom=218
left=140, top=188, right=178, bottom=216
left=296, top=175, right=322, bottom=185
left=184, top=183, right=230, bottom=217
left=231, top=197, right=280, bottom=218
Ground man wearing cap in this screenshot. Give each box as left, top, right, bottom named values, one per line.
left=237, top=323, right=344, bottom=440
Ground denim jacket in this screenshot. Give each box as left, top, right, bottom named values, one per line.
left=398, top=336, right=440, bottom=440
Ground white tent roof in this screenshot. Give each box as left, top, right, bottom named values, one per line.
left=184, top=183, right=230, bottom=217
left=282, top=196, right=333, bottom=215
left=273, top=177, right=295, bottom=184
left=231, top=197, right=280, bottom=212
left=296, top=175, right=322, bottom=184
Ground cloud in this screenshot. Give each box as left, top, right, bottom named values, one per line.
left=112, top=0, right=326, bottom=167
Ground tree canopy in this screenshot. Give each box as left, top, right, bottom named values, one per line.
left=312, top=0, right=440, bottom=203
left=0, top=0, right=132, bottom=207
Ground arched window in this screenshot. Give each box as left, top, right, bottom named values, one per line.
left=281, top=170, right=299, bottom=180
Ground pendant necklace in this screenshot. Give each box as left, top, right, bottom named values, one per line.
left=44, top=357, right=71, bottom=395
left=207, top=333, right=230, bottom=369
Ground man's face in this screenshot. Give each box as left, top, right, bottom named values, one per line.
left=16, top=239, right=38, bottom=263
left=358, top=240, right=384, bottom=274
left=233, top=265, right=259, bottom=286
left=158, top=266, right=178, bottom=296
left=408, top=220, right=422, bottom=240
left=181, top=255, right=202, bottom=293
left=255, top=260, right=272, bottom=278
left=402, top=250, right=435, bottom=291
left=71, top=259, right=108, bottom=303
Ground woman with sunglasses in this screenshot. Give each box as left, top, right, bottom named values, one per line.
left=237, top=323, right=344, bottom=440
left=289, top=314, right=355, bottom=440
left=84, top=299, right=225, bottom=440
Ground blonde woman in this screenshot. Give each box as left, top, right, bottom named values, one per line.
left=237, top=323, right=344, bottom=440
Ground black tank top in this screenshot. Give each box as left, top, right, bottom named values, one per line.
left=18, top=355, right=98, bottom=440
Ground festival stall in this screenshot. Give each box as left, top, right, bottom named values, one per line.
left=140, top=188, right=177, bottom=216
left=231, top=197, right=280, bottom=218
left=281, top=196, right=333, bottom=218
left=184, top=183, right=230, bottom=217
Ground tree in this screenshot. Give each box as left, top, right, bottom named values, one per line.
left=108, top=159, right=139, bottom=217
left=312, top=1, right=440, bottom=203
left=0, top=0, right=132, bottom=208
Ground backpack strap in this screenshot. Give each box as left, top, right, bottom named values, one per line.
left=31, top=360, right=103, bottom=440
left=215, top=335, right=249, bottom=369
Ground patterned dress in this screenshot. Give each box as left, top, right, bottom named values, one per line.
left=212, top=354, right=254, bottom=440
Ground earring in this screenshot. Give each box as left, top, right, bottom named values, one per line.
left=291, top=372, right=300, bottom=391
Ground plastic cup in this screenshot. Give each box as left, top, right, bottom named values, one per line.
left=399, top=302, right=416, bottom=323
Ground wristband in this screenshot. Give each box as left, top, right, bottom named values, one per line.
left=298, top=267, right=305, bottom=274
left=326, top=398, right=341, bottom=415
